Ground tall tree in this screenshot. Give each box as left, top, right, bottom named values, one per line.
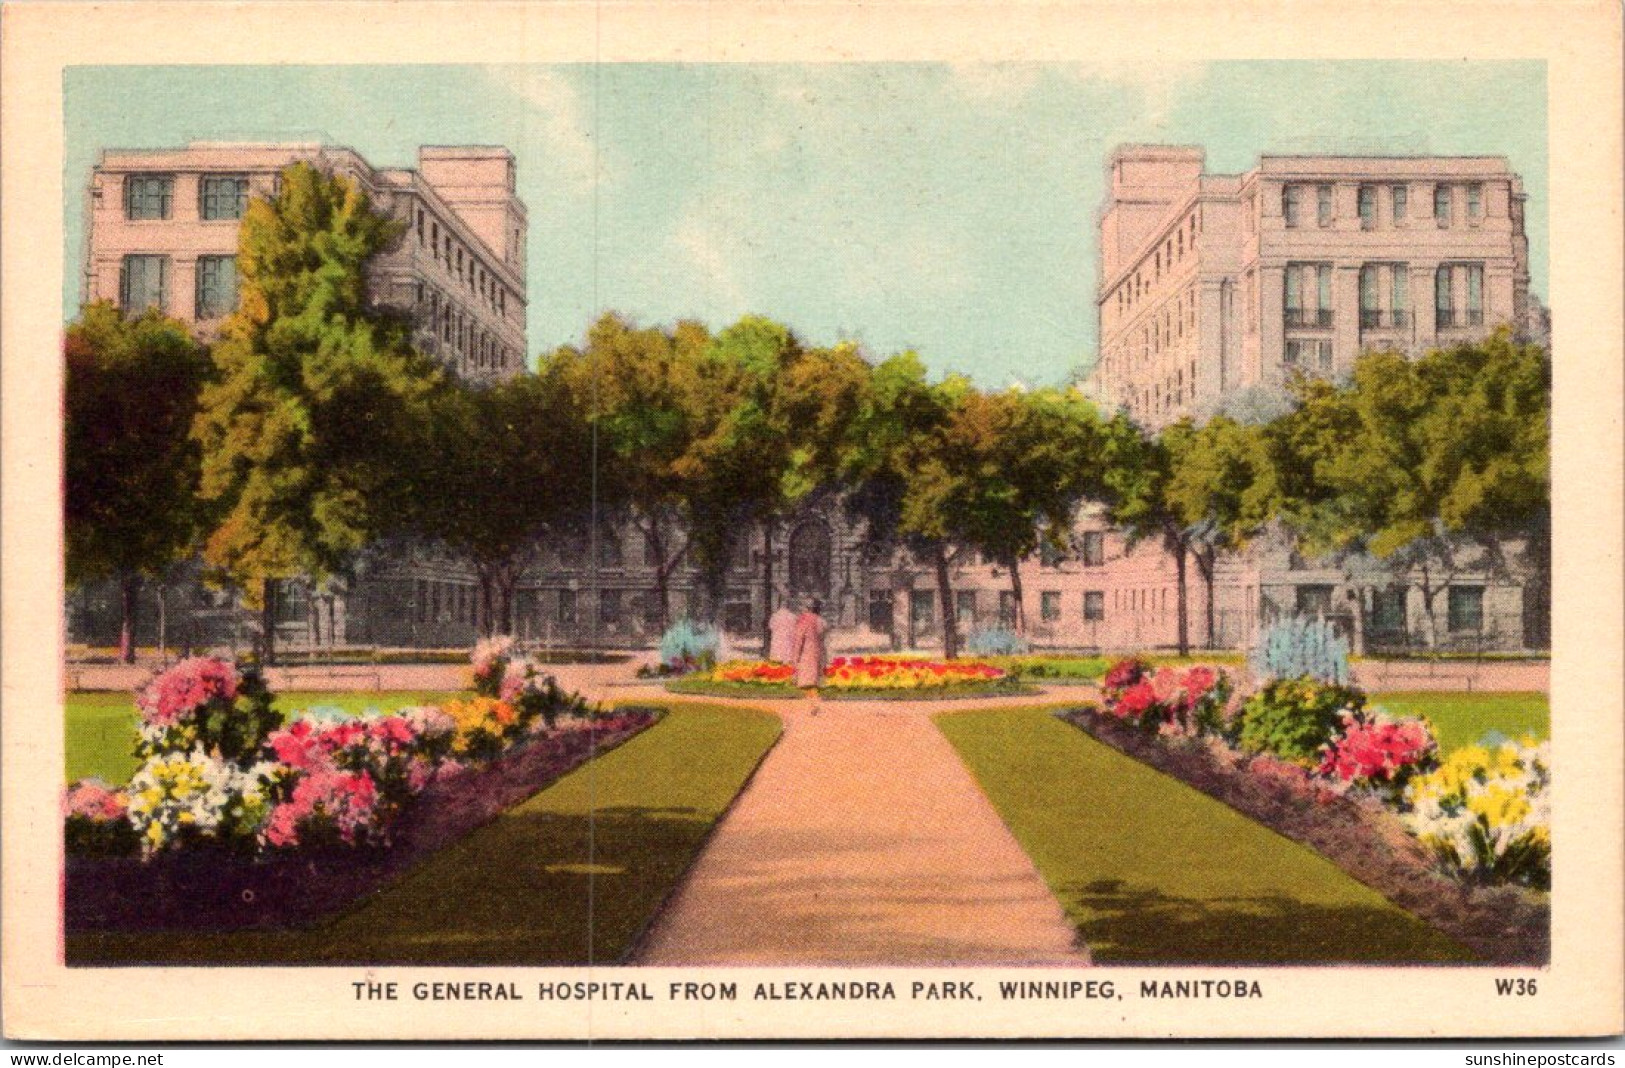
left=65, top=302, right=213, bottom=663
left=1164, top=414, right=1275, bottom=648
left=1272, top=332, right=1550, bottom=648
left=1105, top=416, right=1198, bottom=656
left=414, top=368, right=595, bottom=637
left=839, top=357, right=970, bottom=657
left=542, top=313, right=707, bottom=633
left=941, top=387, right=1112, bottom=635
left=192, top=162, right=443, bottom=664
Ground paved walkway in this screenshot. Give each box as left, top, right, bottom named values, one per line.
left=632, top=693, right=1089, bottom=966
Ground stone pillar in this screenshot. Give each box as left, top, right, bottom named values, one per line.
left=1257, top=265, right=1286, bottom=388
left=1333, top=265, right=1362, bottom=374
left=1410, top=260, right=1440, bottom=353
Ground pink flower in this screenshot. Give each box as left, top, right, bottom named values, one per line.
left=262, top=768, right=381, bottom=849
left=1318, top=713, right=1436, bottom=784
left=63, top=779, right=127, bottom=822
left=135, top=657, right=238, bottom=727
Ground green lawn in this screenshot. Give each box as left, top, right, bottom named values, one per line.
left=1368, top=691, right=1549, bottom=754
left=68, top=703, right=781, bottom=965
left=937, top=707, right=1472, bottom=964
left=66, top=691, right=467, bottom=784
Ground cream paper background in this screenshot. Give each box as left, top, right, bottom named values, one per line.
left=3, top=0, right=1620, bottom=1041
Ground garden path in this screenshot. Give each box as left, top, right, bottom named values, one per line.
left=627, top=692, right=1091, bottom=966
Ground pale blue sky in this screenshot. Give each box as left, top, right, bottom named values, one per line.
left=64, top=61, right=1546, bottom=387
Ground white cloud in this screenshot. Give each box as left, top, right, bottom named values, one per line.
left=479, top=66, right=611, bottom=190
left=1065, top=59, right=1209, bottom=129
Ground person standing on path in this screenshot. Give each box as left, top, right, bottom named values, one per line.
left=768, top=598, right=798, bottom=664
left=791, top=598, right=828, bottom=712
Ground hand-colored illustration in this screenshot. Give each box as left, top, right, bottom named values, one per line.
left=60, top=63, right=1550, bottom=970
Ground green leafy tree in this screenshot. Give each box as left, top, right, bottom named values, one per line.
left=1106, top=417, right=1198, bottom=655
left=414, top=368, right=595, bottom=637
left=1273, top=331, right=1550, bottom=648
left=65, top=302, right=213, bottom=663
left=1164, top=414, right=1276, bottom=648
left=839, top=358, right=971, bottom=657
left=192, top=162, right=442, bottom=664
left=542, top=313, right=706, bottom=634
left=941, top=387, right=1112, bottom=634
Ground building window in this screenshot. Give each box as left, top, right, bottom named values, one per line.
left=1359, top=265, right=1379, bottom=327
left=1447, top=586, right=1484, bottom=632
left=1039, top=539, right=1066, bottom=568
left=1466, top=264, right=1484, bottom=325
left=1040, top=591, right=1062, bottom=623
left=1371, top=587, right=1406, bottom=632
left=1083, top=591, right=1105, bottom=622
left=1467, top=182, right=1483, bottom=220
left=1392, top=264, right=1409, bottom=324
left=1282, top=184, right=1301, bottom=228
left=599, top=588, right=623, bottom=626
left=194, top=255, right=238, bottom=318
left=1295, top=584, right=1335, bottom=616
left=1285, top=263, right=1334, bottom=328
left=998, top=591, right=1017, bottom=627
left=1358, top=184, right=1376, bottom=229
left=1434, top=184, right=1452, bottom=226
left=1392, top=184, right=1408, bottom=222
left=955, top=590, right=977, bottom=624
left=910, top=589, right=936, bottom=631
left=123, top=175, right=173, bottom=220
left=1316, top=184, right=1334, bottom=227
left=1284, top=338, right=1332, bottom=371
left=1080, top=531, right=1105, bottom=566
left=199, top=176, right=249, bottom=220
left=1435, top=265, right=1456, bottom=328
left=555, top=589, right=576, bottom=626
left=118, top=255, right=168, bottom=312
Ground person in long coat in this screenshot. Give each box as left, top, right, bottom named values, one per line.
left=791, top=598, right=829, bottom=709
left=768, top=600, right=798, bottom=664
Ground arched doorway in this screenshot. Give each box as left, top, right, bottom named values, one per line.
left=787, top=520, right=833, bottom=604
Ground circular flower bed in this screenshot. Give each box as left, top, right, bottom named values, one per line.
left=666, top=656, right=1036, bottom=699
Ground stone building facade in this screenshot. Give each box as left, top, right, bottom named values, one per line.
left=1082, top=145, right=1543, bottom=653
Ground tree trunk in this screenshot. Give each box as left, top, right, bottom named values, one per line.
left=1005, top=553, right=1026, bottom=636
left=759, top=517, right=775, bottom=656
left=477, top=568, right=496, bottom=639
left=1416, top=564, right=1439, bottom=649
left=261, top=577, right=278, bottom=667
left=117, top=573, right=141, bottom=665
left=644, top=519, right=671, bottom=633
left=933, top=544, right=960, bottom=660
left=1195, top=547, right=1217, bottom=649
left=306, top=588, right=321, bottom=652
left=326, top=596, right=338, bottom=650
left=1172, top=536, right=1190, bottom=657
left=497, top=563, right=517, bottom=637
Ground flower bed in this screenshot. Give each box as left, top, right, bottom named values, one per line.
left=65, top=707, right=660, bottom=934
left=1062, top=655, right=1549, bottom=963
left=64, top=645, right=657, bottom=934
left=666, top=656, right=1037, bottom=700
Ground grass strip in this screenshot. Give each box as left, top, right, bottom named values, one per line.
left=1368, top=691, right=1549, bottom=755
left=67, top=703, right=781, bottom=966
left=936, top=707, right=1472, bottom=965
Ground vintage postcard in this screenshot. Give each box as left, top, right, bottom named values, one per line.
left=2, top=0, right=1621, bottom=1043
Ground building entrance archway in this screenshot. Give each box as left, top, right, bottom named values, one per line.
left=787, top=520, right=833, bottom=604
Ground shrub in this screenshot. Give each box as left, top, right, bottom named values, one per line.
left=440, top=697, right=521, bottom=761
left=1402, top=739, right=1550, bottom=888
left=125, top=749, right=282, bottom=855
left=261, top=767, right=384, bottom=850
left=1236, top=677, right=1366, bottom=766
left=1099, top=662, right=1232, bottom=734
left=1318, top=711, right=1438, bottom=796
left=659, top=618, right=721, bottom=672
left=500, top=662, right=590, bottom=729
left=1250, top=616, right=1350, bottom=685
left=965, top=626, right=1029, bottom=657
left=134, top=657, right=279, bottom=766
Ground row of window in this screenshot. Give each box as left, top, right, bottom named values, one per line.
left=118, top=254, right=239, bottom=318
left=123, top=174, right=250, bottom=221
left=416, top=208, right=510, bottom=320
left=1281, top=181, right=1485, bottom=229
left=1298, top=583, right=1485, bottom=633
left=1283, top=261, right=1485, bottom=329
left=1113, top=210, right=1201, bottom=316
